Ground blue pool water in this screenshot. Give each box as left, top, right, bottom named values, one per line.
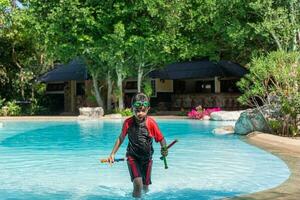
left=0, top=120, right=290, bottom=200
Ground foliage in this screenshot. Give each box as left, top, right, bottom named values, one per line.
left=0, top=0, right=53, bottom=102
left=21, top=99, right=49, bottom=115
left=3, top=101, right=21, bottom=116
left=86, top=94, right=97, bottom=105
left=248, top=0, right=300, bottom=52
left=43, top=0, right=109, bottom=108
left=0, top=96, right=5, bottom=107
left=123, top=1, right=179, bottom=91
left=142, top=80, right=153, bottom=98
left=0, top=96, right=5, bottom=115
left=113, top=88, right=122, bottom=100
left=238, top=51, right=300, bottom=136
left=114, top=108, right=133, bottom=117
left=1, top=0, right=300, bottom=116
left=177, top=111, right=187, bottom=116
left=268, top=119, right=282, bottom=135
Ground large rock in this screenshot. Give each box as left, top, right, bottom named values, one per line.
left=78, top=107, right=104, bottom=118
left=210, top=111, right=243, bottom=121
left=234, top=109, right=270, bottom=135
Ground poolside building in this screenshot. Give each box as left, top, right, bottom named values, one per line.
left=146, top=60, right=248, bottom=111
left=38, top=59, right=247, bottom=114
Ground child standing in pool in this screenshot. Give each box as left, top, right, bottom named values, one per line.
left=107, top=93, right=168, bottom=198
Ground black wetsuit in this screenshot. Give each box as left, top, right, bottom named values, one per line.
left=121, top=116, right=164, bottom=185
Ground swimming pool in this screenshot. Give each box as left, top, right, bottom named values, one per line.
left=0, top=120, right=290, bottom=200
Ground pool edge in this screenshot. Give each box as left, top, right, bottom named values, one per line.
left=227, top=132, right=300, bottom=200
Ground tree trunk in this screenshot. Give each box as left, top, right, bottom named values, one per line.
left=297, top=30, right=300, bottom=46
left=289, top=0, right=298, bottom=51
left=11, top=0, right=16, bottom=8
left=116, top=71, right=124, bottom=110
left=91, top=73, right=104, bottom=108
left=20, top=70, right=25, bottom=100
left=106, top=71, right=112, bottom=113
left=137, top=66, right=143, bottom=93
left=12, top=44, right=25, bottom=99
left=270, top=31, right=283, bottom=51
left=31, top=83, right=35, bottom=99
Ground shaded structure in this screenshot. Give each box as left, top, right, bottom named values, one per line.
left=39, top=59, right=248, bottom=114
left=149, top=60, right=247, bottom=79
left=38, top=59, right=88, bottom=82
left=38, top=59, right=90, bottom=115
left=146, top=60, right=248, bottom=111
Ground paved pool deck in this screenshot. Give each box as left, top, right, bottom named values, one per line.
left=1, top=116, right=299, bottom=199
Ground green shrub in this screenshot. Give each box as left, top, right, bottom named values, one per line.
left=142, top=80, right=153, bottom=98
left=237, top=51, right=300, bottom=136
left=22, top=99, right=49, bottom=115
left=114, top=108, right=133, bottom=116
left=0, top=97, right=5, bottom=108
left=268, top=119, right=282, bottom=134
left=178, top=111, right=187, bottom=116
left=0, top=97, right=5, bottom=116
left=87, top=94, right=97, bottom=104
left=5, top=101, right=21, bottom=116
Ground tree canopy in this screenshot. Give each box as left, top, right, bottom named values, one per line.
left=0, top=0, right=299, bottom=116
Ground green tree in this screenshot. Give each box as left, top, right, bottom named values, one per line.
left=44, top=0, right=108, bottom=108
left=103, top=22, right=129, bottom=110
left=248, top=0, right=300, bottom=51
left=0, top=0, right=52, bottom=102
left=124, top=1, right=181, bottom=92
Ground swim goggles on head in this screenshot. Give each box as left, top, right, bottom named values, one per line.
left=132, top=101, right=150, bottom=108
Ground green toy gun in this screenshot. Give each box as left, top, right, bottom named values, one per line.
left=161, top=139, right=178, bottom=169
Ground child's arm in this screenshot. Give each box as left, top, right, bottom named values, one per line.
left=147, top=117, right=168, bottom=157
left=108, top=135, right=125, bottom=165
left=107, top=117, right=132, bottom=165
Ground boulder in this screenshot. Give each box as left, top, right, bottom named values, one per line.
left=210, top=111, right=243, bottom=121
left=78, top=107, right=104, bottom=118
left=212, top=125, right=234, bottom=135
left=234, top=109, right=270, bottom=135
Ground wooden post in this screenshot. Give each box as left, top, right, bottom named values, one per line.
left=70, top=80, right=76, bottom=113
left=214, top=77, right=221, bottom=93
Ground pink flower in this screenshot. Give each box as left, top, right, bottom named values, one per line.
left=188, top=109, right=203, bottom=119
left=187, top=107, right=221, bottom=120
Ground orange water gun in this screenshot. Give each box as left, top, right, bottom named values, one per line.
left=100, top=158, right=125, bottom=163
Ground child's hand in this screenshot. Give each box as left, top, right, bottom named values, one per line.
left=108, top=154, right=115, bottom=166
left=161, top=146, right=168, bottom=157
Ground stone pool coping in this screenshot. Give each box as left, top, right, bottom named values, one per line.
left=1, top=116, right=299, bottom=199
left=228, top=132, right=300, bottom=200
